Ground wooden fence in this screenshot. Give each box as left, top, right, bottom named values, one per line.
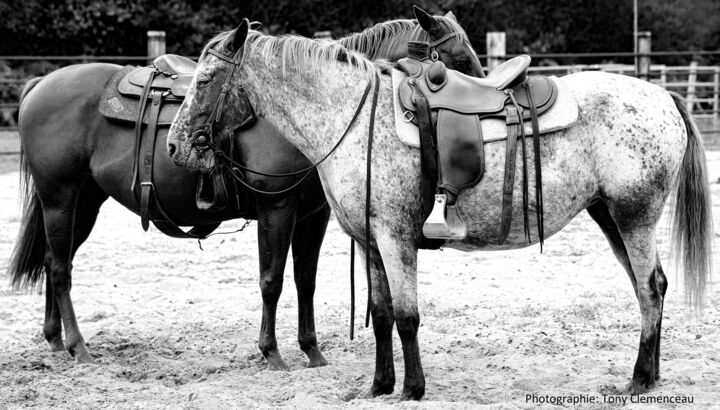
left=3, top=62, right=719, bottom=148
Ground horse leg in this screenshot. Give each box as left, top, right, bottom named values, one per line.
left=42, top=179, right=108, bottom=353
left=373, top=226, right=424, bottom=400
left=587, top=202, right=637, bottom=293
left=618, top=226, right=665, bottom=393
left=256, top=200, right=297, bottom=371
left=588, top=202, right=668, bottom=386
left=37, top=183, right=96, bottom=363
left=291, top=204, right=330, bottom=367
left=355, top=245, right=396, bottom=397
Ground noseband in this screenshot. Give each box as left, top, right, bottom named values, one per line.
left=190, top=48, right=257, bottom=155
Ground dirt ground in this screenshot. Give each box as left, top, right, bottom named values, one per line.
left=0, top=137, right=719, bottom=409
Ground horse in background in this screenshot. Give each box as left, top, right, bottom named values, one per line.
left=8, top=7, right=483, bottom=371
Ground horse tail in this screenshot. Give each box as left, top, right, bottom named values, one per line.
left=9, top=77, right=47, bottom=290
left=669, top=91, right=713, bottom=311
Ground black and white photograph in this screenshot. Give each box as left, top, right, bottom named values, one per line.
left=0, top=0, right=718, bottom=408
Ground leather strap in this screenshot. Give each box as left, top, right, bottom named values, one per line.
left=131, top=71, right=156, bottom=192
left=499, top=105, right=519, bottom=244
left=414, top=92, right=438, bottom=182
left=151, top=201, right=221, bottom=239
left=364, top=73, right=380, bottom=329
left=140, top=90, right=163, bottom=231
left=525, top=82, right=545, bottom=251
left=507, top=90, right=531, bottom=243
left=134, top=84, right=221, bottom=239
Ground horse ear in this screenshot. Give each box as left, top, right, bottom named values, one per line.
left=413, top=5, right=437, bottom=33
left=444, top=11, right=457, bottom=22
left=228, top=18, right=250, bottom=54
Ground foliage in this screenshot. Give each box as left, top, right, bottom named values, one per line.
left=1, top=0, right=718, bottom=58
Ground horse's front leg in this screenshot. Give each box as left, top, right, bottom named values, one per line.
left=256, top=198, right=297, bottom=371
left=291, top=203, right=331, bottom=367
left=373, top=225, right=424, bottom=401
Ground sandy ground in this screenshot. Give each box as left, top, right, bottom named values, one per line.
left=0, top=145, right=719, bottom=409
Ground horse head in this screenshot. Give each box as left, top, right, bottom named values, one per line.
left=412, top=5, right=484, bottom=77
left=168, top=19, right=254, bottom=172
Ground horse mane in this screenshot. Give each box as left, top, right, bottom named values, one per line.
left=203, top=30, right=384, bottom=80
left=336, top=17, right=470, bottom=60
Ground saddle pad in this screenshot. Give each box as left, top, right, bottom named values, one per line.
left=391, top=69, right=579, bottom=148
left=99, top=66, right=182, bottom=126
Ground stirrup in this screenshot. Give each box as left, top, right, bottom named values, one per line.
left=422, top=194, right=467, bottom=240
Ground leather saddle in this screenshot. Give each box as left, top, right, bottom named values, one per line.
left=98, top=54, right=226, bottom=239
left=397, top=44, right=556, bottom=244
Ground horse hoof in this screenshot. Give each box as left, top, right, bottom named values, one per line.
left=48, top=340, right=65, bottom=353
left=364, top=382, right=394, bottom=398
left=306, top=354, right=329, bottom=368
left=623, top=380, right=652, bottom=395
left=266, top=360, right=290, bottom=371
left=74, top=353, right=95, bottom=365
left=400, top=385, right=425, bottom=401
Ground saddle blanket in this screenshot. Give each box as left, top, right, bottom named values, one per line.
left=391, top=69, right=579, bottom=148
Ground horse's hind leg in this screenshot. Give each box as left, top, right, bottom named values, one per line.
left=620, top=227, right=666, bottom=394
left=291, top=204, right=330, bottom=367
left=42, top=180, right=108, bottom=354
left=587, top=202, right=637, bottom=293
left=589, top=202, right=667, bottom=392
left=36, top=182, right=93, bottom=363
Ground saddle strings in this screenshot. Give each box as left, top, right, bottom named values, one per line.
left=506, top=89, right=532, bottom=244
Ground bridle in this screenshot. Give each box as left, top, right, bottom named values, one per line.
left=189, top=47, right=257, bottom=158
left=426, top=32, right=458, bottom=62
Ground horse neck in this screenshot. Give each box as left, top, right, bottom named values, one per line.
left=240, top=57, right=379, bottom=163
left=337, top=23, right=425, bottom=62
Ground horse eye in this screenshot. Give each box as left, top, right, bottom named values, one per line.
left=453, top=60, right=470, bottom=72
left=196, top=74, right=213, bottom=86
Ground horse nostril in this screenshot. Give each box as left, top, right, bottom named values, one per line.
left=168, top=143, right=177, bottom=158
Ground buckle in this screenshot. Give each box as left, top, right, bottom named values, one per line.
left=402, top=111, right=415, bottom=123
left=430, top=50, right=439, bottom=61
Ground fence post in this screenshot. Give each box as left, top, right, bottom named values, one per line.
left=147, top=30, right=166, bottom=64
left=686, top=61, right=698, bottom=113
left=637, top=31, right=651, bottom=80
left=713, top=67, right=719, bottom=127
left=486, top=32, right=506, bottom=72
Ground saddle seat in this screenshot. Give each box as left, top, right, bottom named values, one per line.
left=469, top=55, right=531, bottom=90
left=153, top=54, right=197, bottom=76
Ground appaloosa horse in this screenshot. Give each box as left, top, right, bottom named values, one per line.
left=167, top=22, right=713, bottom=399
left=9, top=8, right=482, bottom=370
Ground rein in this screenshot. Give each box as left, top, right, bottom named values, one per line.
left=217, top=78, right=375, bottom=196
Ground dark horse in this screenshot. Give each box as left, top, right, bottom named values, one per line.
left=8, top=7, right=483, bottom=370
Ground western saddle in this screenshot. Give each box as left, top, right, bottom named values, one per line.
left=397, top=42, right=557, bottom=246
left=98, top=54, right=224, bottom=238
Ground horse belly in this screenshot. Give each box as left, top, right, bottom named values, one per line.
left=447, top=130, right=598, bottom=251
